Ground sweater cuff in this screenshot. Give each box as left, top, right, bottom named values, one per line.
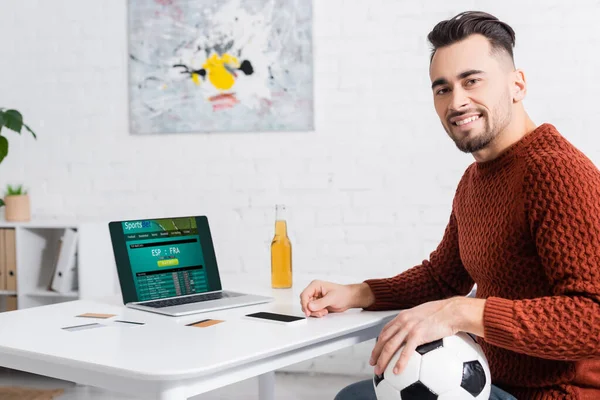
left=362, top=278, right=397, bottom=310
left=483, top=297, right=518, bottom=349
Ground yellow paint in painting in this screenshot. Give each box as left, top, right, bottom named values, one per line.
left=191, top=73, right=201, bottom=85
left=202, top=53, right=240, bottom=90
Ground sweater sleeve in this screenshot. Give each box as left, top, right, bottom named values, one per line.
left=363, top=210, right=475, bottom=311
left=483, top=148, right=600, bottom=360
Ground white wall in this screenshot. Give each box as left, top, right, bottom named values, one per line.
left=1, top=0, right=599, bottom=376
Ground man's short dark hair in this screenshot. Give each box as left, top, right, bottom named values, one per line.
left=427, top=11, right=516, bottom=64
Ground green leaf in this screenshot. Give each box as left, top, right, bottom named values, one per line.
left=6, top=184, right=22, bottom=196
left=23, top=122, right=37, bottom=139
left=3, top=109, right=23, bottom=133
left=0, top=112, right=4, bottom=127
left=0, top=135, right=8, bottom=163
left=0, top=198, right=4, bottom=208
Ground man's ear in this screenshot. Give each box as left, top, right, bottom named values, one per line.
left=513, top=69, right=527, bottom=103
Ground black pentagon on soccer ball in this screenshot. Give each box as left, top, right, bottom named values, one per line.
left=415, top=339, right=443, bottom=355
left=461, top=360, right=487, bottom=396
left=400, top=381, right=438, bottom=400
left=373, top=372, right=384, bottom=387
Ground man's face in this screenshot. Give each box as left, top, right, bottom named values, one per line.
left=429, top=34, right=514, bottom=154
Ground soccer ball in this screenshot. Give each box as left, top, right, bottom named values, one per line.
left=373, top=332, right=491, bottom=399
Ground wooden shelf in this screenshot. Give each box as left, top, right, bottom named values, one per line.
left=25, top=289, right=79, bottom=298
left=0, top=290, right=17, bottom=296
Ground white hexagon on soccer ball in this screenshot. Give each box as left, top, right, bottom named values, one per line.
left=437, top=386, right=478, bottom=399
left=381, top=347, right=422, bottom=391
left=443, top=333, right=483, bottom=362
left=419, top=347, right=463, bottom=395
left=373, top=380, right=401, bottom=400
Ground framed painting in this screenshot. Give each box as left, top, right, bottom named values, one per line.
left=128, top=0, right=313, bottom=133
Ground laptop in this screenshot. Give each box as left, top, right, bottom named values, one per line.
left=108, top=215, right=273, bottom=316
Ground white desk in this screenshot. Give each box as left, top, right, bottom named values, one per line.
left=0, top=277, right=397, bottom=400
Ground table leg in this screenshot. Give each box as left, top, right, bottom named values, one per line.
left=258, top=371, right=275, bottom=400
left=157, top=386, right=187, bottom=400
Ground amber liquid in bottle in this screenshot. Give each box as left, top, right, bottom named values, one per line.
left=271, top=205, right=292, bottom=288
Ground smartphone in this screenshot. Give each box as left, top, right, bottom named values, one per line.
left=244, top=311, right=307, bottom=325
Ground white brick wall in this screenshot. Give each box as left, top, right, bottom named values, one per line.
left=1, top=0, right=600, bottom=377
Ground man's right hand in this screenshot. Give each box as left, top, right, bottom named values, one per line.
left=299, top=280, right=376, bottom=318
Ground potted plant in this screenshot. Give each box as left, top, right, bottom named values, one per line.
left=0, top=108, right=37, bottom=221
left=1, top=184, right=31, bottom=221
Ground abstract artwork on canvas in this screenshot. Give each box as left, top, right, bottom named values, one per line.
left=128, top=0, right=313, bottom=134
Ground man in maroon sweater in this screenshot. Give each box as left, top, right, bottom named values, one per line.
left=300, top=11, right=600, bottom=400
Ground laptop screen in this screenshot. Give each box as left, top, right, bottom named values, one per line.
left=109, top=216, right=222, bottom=304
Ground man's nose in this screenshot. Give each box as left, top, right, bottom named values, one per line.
left=449, top=87, right=470, bottom=112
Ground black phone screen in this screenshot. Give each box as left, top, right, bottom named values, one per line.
left=246, top=312, right=305, bottom=323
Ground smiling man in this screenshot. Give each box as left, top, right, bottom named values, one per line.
left=429, top=21, right=535, bottom=163
left=300, top=11, right=600, bottom=400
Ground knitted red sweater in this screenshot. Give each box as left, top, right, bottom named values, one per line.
left=364, top=123, right=600, bottom=399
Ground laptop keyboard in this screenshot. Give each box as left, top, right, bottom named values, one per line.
left=142, top=292, right=242, bottom=309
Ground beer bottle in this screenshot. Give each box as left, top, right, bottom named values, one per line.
left=271, top=204, right=292, bottom=288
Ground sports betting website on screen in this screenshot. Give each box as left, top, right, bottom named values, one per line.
left=109, top=216, right=222, bottom=303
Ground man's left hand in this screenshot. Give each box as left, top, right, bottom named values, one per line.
left=369, top=297, right=486, bottom=376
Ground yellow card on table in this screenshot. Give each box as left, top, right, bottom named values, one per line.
left=186, top=319, right=224, bottom=328
left=76, top=313, right=117, bottom=319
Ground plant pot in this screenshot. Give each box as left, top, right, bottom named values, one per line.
left=4, top=194, right=31, bottom=222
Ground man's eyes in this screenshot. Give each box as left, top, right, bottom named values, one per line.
left=435, top=79, right=480, bottom=95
